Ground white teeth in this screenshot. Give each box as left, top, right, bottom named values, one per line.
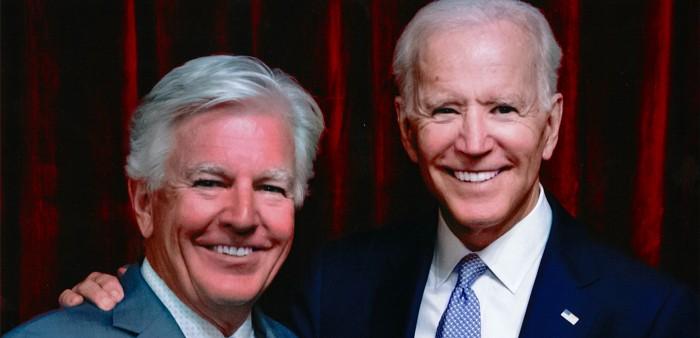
left=455, top=170, right=499, bottom=182
left=212, top=245, right=253, bottom=257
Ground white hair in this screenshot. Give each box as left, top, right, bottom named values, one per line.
left=125, top=55, right=324, bottom=206
left=393, top=0, right=562, bottom=118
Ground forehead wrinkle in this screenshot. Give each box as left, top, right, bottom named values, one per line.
left=418, top=83, right=467, bottom=105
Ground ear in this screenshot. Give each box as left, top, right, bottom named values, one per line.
left=128, top=178, right=155, bottom=238
left=395, top=96, right=418, bottom=162
left=541, top=93, right=563, bottom=160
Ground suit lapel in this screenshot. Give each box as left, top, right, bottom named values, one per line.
left=252, top=307, right=272, bottom=338
left=519, top=196, right=601, bottom=338
left=369, top=222, right=436, bottom=338
left=134, top=315, right=186, bottom=338
left=112, top=265, right=184, bottom=338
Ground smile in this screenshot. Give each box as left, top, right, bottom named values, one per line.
left=210, top=245, right=253, bottom=257
left=454, top=170, right=500, bottom=183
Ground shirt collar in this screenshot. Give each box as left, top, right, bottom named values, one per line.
left=141, top=259, right=255, bottom=338
left=434, top=184, right=552, bottom=293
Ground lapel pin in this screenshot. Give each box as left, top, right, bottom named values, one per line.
left=560, top=309, right=579, bottom=325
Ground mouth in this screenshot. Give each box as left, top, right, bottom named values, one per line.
left=453, top=169, right=501, bottom=183
left=208, top=245, right=255, bottom=257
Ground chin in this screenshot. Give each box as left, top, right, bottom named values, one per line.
left=443, top=198, right=511, bottom=231
left=198, top=275, right=265, bottom=306
left=452, top=214, right=504, bottom=232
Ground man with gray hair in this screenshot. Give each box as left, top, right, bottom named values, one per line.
left=56, top=0, right=698, bottom=337
left=286, top=0, right=697, bottom=337
left=6, top=55, right=323, bottom=338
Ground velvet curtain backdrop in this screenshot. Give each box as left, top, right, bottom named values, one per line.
left=2, top=0, right=697, bottom=332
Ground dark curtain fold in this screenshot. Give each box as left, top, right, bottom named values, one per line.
left=2, top=0, right=697, bottom=332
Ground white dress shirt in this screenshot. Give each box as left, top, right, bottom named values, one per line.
left=141, top=259, right=255, bottom=338
left=415, top=185, right=552, bottom=338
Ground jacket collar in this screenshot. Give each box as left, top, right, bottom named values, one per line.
left=253, top=306, right=294, bottom=338
left=518, top=192, right=601, bottom=338
left=111, top=264, right=185, bottom=338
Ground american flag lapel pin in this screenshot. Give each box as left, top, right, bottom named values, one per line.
left=560, top=309, right=579, bottom=325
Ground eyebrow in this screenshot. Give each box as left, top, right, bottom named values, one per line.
left=184, top=164, right=294, bottom=184
left=418, top=88, right=462, bottom=105
left=418, top=87, right=529, bottom=108
left=259, top=168, right=294, bottom=184
left=476, top=94, right=527, bottom=107
left=184, top=163, right=228, bottom=178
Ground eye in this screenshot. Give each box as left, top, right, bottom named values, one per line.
left=259, top=184, right=288, bottom=197
left=192, top=179, right=225, bottom=188
left=493, top=105, right=518, bottom=114
left=432, top=107, right=459, bottom=116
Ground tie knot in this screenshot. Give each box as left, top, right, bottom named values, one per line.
left=455, top=254, right=487, bottom=288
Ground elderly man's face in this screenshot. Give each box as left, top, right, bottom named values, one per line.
left=130, top=103, right=296, bottom=328
left=398, top=20, right=562, bottom=249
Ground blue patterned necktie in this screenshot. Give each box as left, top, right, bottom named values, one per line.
left=436, top=253, right=488, bottom=338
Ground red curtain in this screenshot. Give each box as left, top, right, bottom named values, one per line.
left=2, top=0, right=697, bottom=331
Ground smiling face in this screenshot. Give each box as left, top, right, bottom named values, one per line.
left=130, top=102, right=296, bottom=334
left=397, top=20, right=562, bottom=250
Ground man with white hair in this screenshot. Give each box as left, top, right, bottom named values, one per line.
left=285, top=1, right=697, bottom=337
left=6, top=55, right=324, bottom=338
left=56, top=1, right=698, bottom=337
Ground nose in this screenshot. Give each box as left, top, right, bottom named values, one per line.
left=454, top=110, right=494, bottom=156
left=219, top=184, right=257, bottom=234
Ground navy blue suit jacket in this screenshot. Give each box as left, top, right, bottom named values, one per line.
left=288, top=196, right=699, bottom=337
left=6, top=264, right=296, bottom=338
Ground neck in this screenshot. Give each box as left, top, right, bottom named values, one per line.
left=202, top=309, right=249, bottom=337
left=444, top=216, right=513, bottom=251
left=144, top=254, right=252, bottom=336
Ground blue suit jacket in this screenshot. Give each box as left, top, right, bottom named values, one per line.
left=288, top=195, right=699, bottom=337
left=6, top=264, right=296, bottom=338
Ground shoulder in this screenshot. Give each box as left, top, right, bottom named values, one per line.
left=4, top=303, right=121, bottom=338
left=319, top=220, right=436, bottom=268
left=575, top=237, right=698, bottom=335
left=284, top=221, right=436, bottom=337
left=550, top=196, right=691, bottom=294
left=4, top=263, right=166, bottom=338
left=545, top=195, right=699, bottom=335
left=304, top=217, right=437, bottom=296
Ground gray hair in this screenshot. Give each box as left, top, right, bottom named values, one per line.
left=393, top=0, right=562, bottom=118
left=125, top=55, right=324, bottom=206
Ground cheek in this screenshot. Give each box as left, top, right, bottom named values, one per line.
left=492, top=121, right=544, bottom=156
left=259, top=202, right=295, bottom=242
left=275, top=209, right=295, bottom=241
left=415, top=122, right=460, bottom=158
left=172, top=194, right=221, bottom=232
